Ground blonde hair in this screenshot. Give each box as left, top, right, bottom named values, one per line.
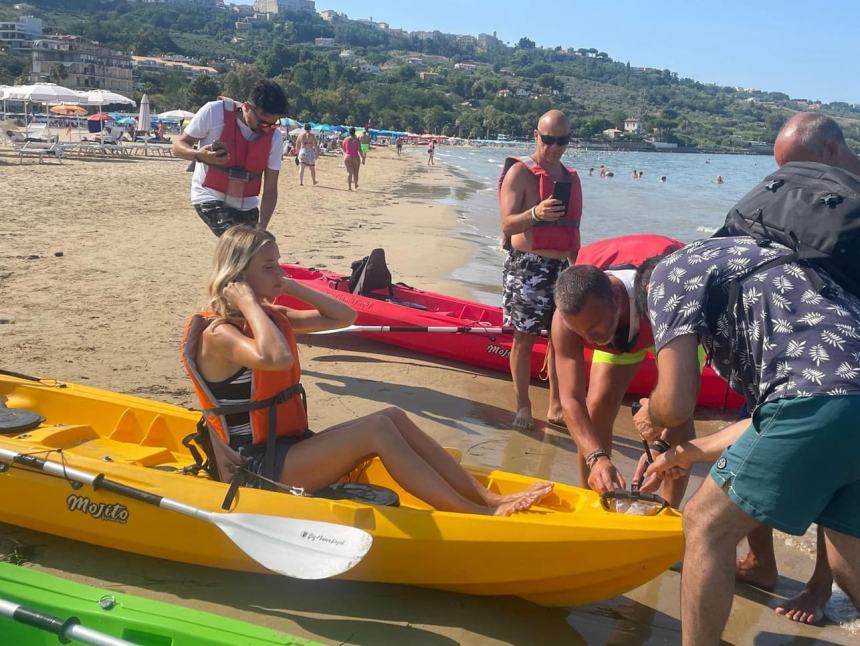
left=206, top=225, right=277, bottom=320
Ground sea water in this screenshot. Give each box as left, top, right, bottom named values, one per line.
left=432, top=146, right=776, bottom=304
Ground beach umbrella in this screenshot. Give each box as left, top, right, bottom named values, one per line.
left=137, top=93, right=151, bottom=135
left=3, top=84, right=83, bottom=136
left=49, top=104, right=87, bottom=116
left=80, top=89, right=135, bottom=108
left=288, top=126, right=304, bottom=137
left=158, top=108, right=195, bottom=120
left=87, top=113, right=114, bottom=122
left=280, top=117, right=301, bottom=128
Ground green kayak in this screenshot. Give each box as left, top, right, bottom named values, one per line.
left=0, top=563, right=318, bottom=645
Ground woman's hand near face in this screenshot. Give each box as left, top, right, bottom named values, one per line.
left=223, top=280, right=257, bottom=312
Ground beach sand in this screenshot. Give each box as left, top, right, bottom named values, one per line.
left=0, top=144, right=855, bottom=644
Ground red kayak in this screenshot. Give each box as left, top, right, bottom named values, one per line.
left=276, top=264, right=743, bottom=410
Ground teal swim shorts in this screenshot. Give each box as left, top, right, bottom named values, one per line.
left=710, top=395, right=860, bottom=537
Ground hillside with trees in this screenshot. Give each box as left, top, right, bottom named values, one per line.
left=2, top=0, right=859, bottom=150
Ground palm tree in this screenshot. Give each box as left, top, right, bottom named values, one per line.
left=49, top=64, right=69, bottom=85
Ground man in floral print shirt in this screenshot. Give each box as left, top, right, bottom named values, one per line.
left=633, top=235, right=860, bottom=644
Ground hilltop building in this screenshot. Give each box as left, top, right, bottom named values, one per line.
left=254, top=0, right=314, bottom=13
left=0, top=15, right=42, bottom=50
left=131, top=0, right=223, bottom=5
left=478, top=32, right=501, bottom=49
left=133, top=55, right=218, bottom=81
left=30, top=35, right=132, bottom=94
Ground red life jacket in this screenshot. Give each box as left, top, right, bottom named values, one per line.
left=576, top=234, right=684, bottom=354
left=180, top=304, right=308, bottom=449
left=499, top=155, right=583, bottom=252
left=201, top=98, right=273, bottom=198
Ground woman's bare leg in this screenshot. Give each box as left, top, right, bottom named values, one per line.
left=280, top=413, right=529, bottom=515
left=376, top=408, right=552, bottom=506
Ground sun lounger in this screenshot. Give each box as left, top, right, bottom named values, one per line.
left=16, top=140, right=64, bottom=164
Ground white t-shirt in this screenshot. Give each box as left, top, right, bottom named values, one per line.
left=185, top=100, right=284, bottom=208
left=605, top=268, right=639, bottom=345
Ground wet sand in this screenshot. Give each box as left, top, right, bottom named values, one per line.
left=0, top=144, right=855, bottom=644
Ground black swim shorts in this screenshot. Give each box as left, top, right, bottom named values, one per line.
left=193, top=202, right=260, bottom=237
left=236, top=429, right=315, bottom=488
left=502, top=249, right=568, bottom=334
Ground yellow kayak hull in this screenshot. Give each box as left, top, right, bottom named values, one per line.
left=0, top=374, right=683, bottom=606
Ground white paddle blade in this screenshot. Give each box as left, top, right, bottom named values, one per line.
left=213, top=513, right=373, bottom=579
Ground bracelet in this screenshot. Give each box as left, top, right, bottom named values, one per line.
left=585, top=449, right=609, bottom=469
left=530, top=206, right=540, bottom=223
left=651, top=439, right=671, bottom=454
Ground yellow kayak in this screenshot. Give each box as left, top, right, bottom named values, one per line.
left=0, top=371, right=683, bottom=606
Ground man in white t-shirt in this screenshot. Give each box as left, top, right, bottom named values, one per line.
left=172, top=80, right=287, bottom=236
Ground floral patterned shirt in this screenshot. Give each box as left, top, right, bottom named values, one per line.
left=648, top=236, right=860, bottom=409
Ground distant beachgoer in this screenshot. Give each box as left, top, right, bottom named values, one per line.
left=588, top=167, right=594, bottom=176
left=714, top=175, right=724, bottom=184
left=359, top=128, right=371, bottom=165
left=342, top=127, right=361, bottom=190
left=606, top=171, right=614, bottom=178
left=396, top=137, right=403, bottom=156
left=172, top=79, right=287, bottom=236
left=498, top=109, right=581, bottom=431
left=295, top=123, right=319, bottom=187
left=660, top=175, right=667, bottom=183
left=638, top=171, right=644, bottom=178
left=631, top=169, right=639, bottom=179
left=599, top=165, right=607, bottom=178
left=427, top=139, right=436, bottom=166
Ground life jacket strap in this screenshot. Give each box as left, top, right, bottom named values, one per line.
left=202, top=383, right=306, bottom=416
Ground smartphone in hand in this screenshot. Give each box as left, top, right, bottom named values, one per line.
left=210, top=140, right=228, bottom=157
left=552, top=181, right=571, bottom=211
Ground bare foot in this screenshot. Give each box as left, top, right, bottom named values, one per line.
left=486, top=481, right=554, bottom=506
left=736, top=551, right=778, bottom=591
left=735, top=552, right=777, bottom=592
left=546, top=416, right=566, bottom=430
left=493, top=495, right=536, bottom=516
left=775, top=583, right=831, bottom=625
left=512, top=407, right=533, bottom=430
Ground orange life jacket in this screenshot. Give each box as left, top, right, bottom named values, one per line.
left=499, top=155, right=583, bottom=252
left=201, top=97, right=273, bottom=198
left=576, top=234, right=684, bottom=354
left=180, top=304, right=308, bottom=451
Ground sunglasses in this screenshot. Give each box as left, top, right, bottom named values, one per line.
left=538, top=131, right=571, bottom=146
left=246, top=104, right=280, bottom=130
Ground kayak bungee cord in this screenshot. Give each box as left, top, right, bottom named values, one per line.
left=0, top=447, right=372, bottom=580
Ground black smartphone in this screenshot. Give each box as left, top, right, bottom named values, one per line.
left=210, top=140, right=228, bottom=157
left=552, top=181, right=571, bottom=210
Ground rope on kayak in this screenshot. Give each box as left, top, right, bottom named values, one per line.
left=0, top=448, right=83, bottom=491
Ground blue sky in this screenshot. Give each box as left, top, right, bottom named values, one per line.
left=235, top=0, right=860, bottom=104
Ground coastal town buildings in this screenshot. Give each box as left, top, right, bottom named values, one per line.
left=30, top=35, right=132, bottom=93
left=0, top=15, right=42, bottom=50
left=254, top=0, right=314, bottom=13
left=624, top=117, right=641, bottom=134
left=132, top=55, right=218, bottom=82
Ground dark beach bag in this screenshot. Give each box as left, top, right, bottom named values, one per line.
left=348, top=248, right=394, bottom=297
left=713, top=161, right=860, bottom=297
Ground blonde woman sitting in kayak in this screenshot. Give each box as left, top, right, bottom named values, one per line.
left=183, top=225, right=552, bottom=515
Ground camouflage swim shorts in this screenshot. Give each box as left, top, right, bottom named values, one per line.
left=502, top=249, right=568, bottom=334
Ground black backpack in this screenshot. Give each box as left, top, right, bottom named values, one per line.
left=713, top=161, right=860, bottom=297
left=347, top=248, right=394, bottom=297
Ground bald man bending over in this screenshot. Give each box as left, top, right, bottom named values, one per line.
left=499, top=110, right=582, bottom=430
left=738, top=112, right=860, bottom=625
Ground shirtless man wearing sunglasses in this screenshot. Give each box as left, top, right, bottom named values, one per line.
left=498, top=110, right=583, bottom=431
